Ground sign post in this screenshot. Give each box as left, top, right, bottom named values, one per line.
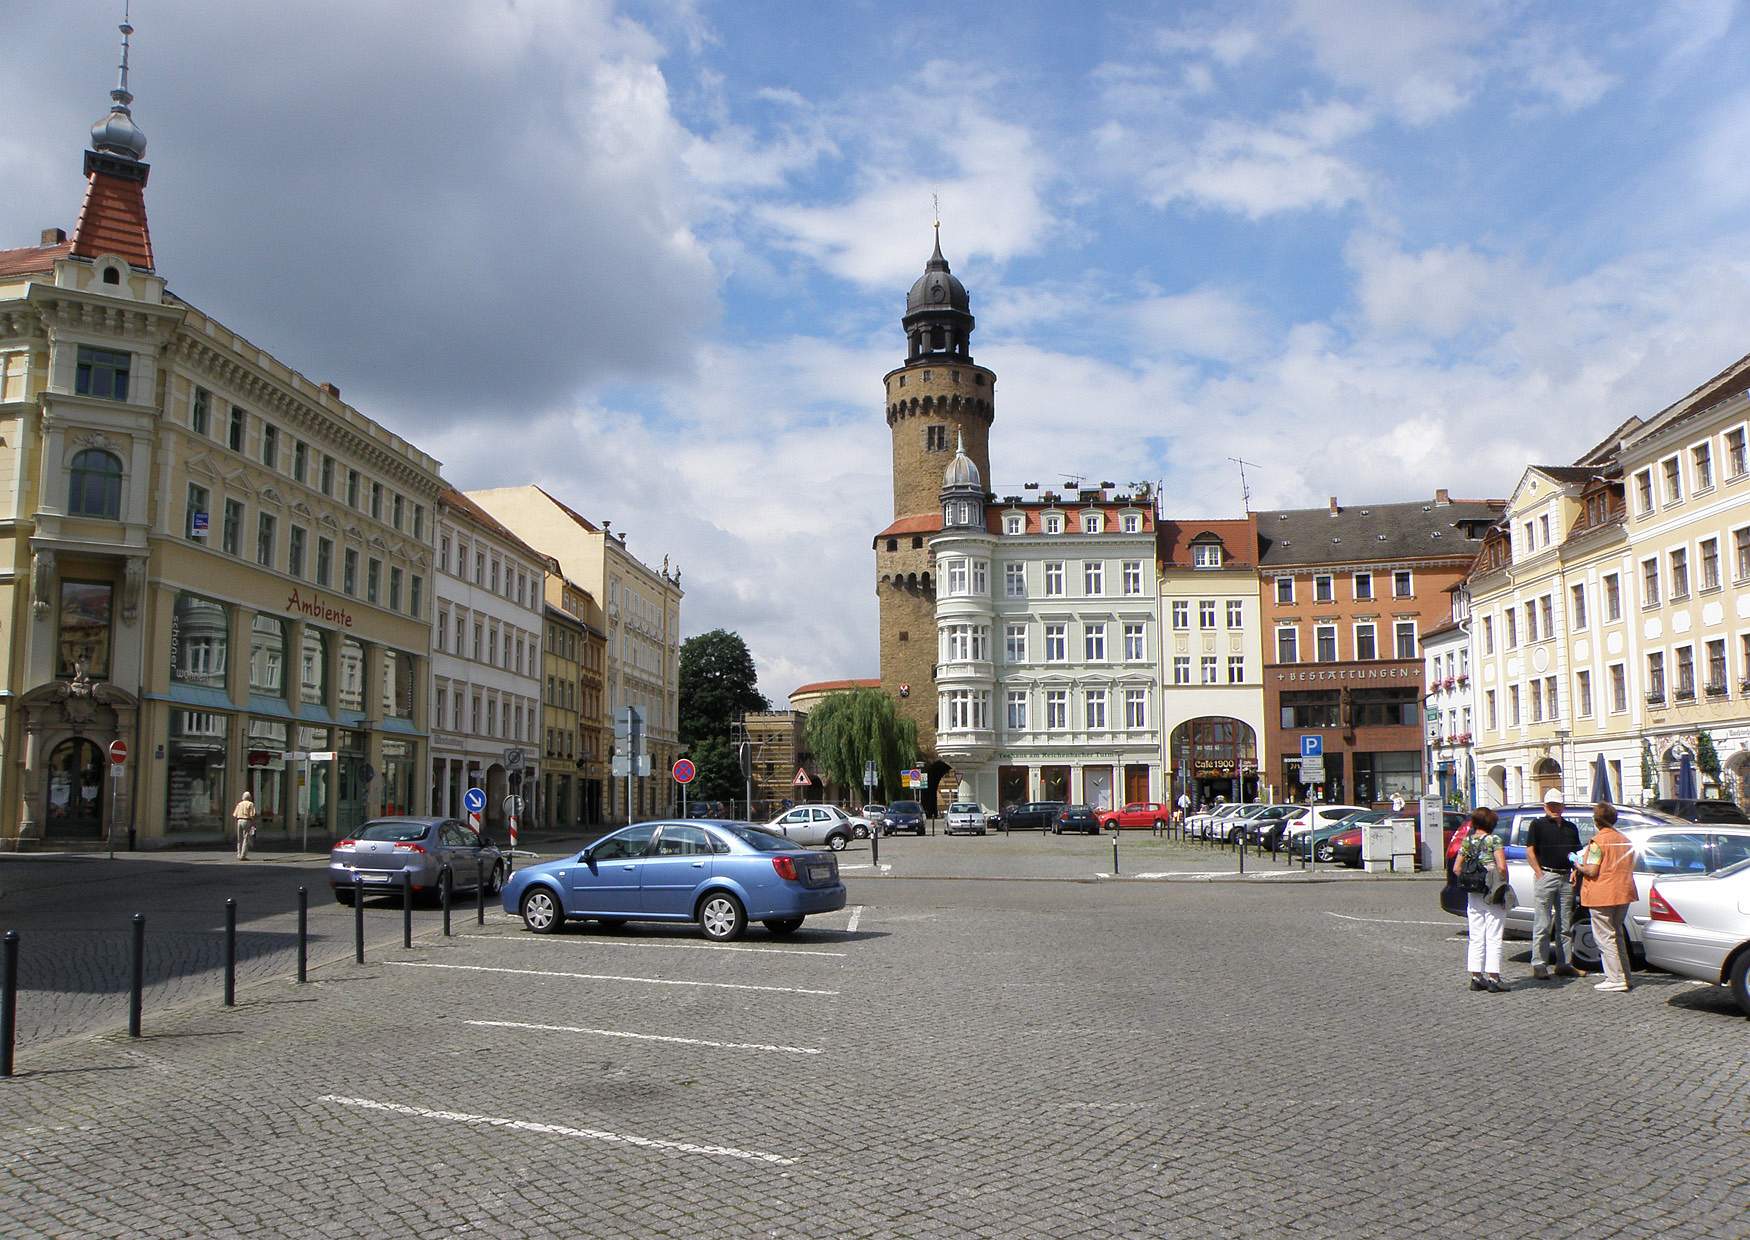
left=615, top=707, right=645, bottom=825
left=673, top=757, right=695, bottom=820
left=738, top=740, right=752, bottom=823
left=106, top=740, right=128, bottom=859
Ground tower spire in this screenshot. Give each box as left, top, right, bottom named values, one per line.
left=90, top=2, right=148, bottom=161
left=73, top=1, right=155, bottom=270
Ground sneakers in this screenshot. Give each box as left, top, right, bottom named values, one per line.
left=1485, top=975, right=1507, bottom=993
left=1594, top=980, right=1630, bottom=992
left=1469, top=974, right=1487, bottom=991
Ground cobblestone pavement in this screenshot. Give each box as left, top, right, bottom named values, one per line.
left=3, top=868, right=1746, bottom=1237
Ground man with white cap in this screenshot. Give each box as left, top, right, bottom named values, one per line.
left=1525, top=786, right=1583, bottom=979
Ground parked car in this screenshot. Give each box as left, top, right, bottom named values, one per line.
left=1098, top=802, right=1171, bottom=831
left=330, top=817, right=505, bottom=905
left=945, top=801, right=989, bottom=835
left=1185, top=803, right=1244, bottom=839
left=1052, top=804, right=1100, bottom=834
left=1308, top=810, right=1385, bottom=862
left=1243, top=806, right=1300, bottom=848
left=1499, top=813, right=1750, bottom=968
left=503, top=819, right=846, bottom=941
left=763, top=804, right=871, bottom=851
left=1327, top=817, right=1432, bottom=868
left=1278, top=804, right=1370, bottom=845
left=859, top=805, right=888, bottom=836
left=1651, top=798, right=1750, bottom=825
left=882, top=800, right=927, bottom=835
left=1642, top=858, right=1750, bottom=1014
left=1000, top=801, right=1065, bottom=831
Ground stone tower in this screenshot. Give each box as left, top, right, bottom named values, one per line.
left=875, top=230, right=995, bottom=766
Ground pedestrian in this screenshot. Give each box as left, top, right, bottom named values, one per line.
left=1575, top=802, right=1636, bottom=992
left=1526, top=787, right=1583, bottom=980
left=1391, top=791, right=1406, bottom=815
left=232, top=790, right=259, bottom=861
left=1454, top=807, right=1508, bottom=991
left=1177, top=790, right=1191, bottom=819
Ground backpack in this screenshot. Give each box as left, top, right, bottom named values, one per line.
left=1458, top=844, right=1490, bottom=894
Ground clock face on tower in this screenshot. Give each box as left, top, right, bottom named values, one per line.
left=930, top=281, right=946, bottom=303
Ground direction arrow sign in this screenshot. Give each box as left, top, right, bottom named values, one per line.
left=463, top=787, right=486, bottom=814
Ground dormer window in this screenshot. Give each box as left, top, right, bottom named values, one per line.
left=1192, top=541, right=1222, bottom=568
left=1044, top=513, right=1063, bottom=535
left=1004, top=514, right=1023, bottom=535
left=1122, top=513, right=1141, bottom=533
left=1082, top=512, right=1103, bottom=534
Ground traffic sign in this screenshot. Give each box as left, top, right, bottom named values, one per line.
left=463, top=787, right=486, bottom=814
left=672, top=758, right=696, bottom=785
left=107, top=739, right=128, bottom=765
left=307, top=750, right=338, bottom=762
left=504, top=747, right=524, bottom=769
left=1299, top=735, right=1323, bottom=758
left=863, top=760, right=877, bottom=788
left=793, top=767, right=811, bottom=787
left=1298, top=756, right=1326, bottom=783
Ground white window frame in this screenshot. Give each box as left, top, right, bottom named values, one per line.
left=1004, top=562, right=1025, bottom=598
left=1044, top=562, right=1064, bottom=597
left=1275, top=576, right=1293, bottom=604
left=1353, top=571, right=1373, bottom=600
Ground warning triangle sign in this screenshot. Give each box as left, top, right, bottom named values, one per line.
left=792, top=767, right=812, bottom=786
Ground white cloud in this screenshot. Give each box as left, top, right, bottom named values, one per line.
left=1285, top=0, right=1489, bottom=124
left=1153, top=100, right=1374, bottom=218
left=1130, top=287, right=1269, bottom=362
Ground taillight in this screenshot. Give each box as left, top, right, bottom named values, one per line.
left=772, top=856, right=798, bottom=881
left=335, top=839, right=356, bottom=849
left=393, top=842, right=427, bottom=854
left=1648, top=887, right=1684, bottom=923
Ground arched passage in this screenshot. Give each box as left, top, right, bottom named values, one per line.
left=1169, top=717, right=1258, bottom=807
left=46, top=738, right=105, bottom=838
left=1485, top=765, right=1507, bottom=808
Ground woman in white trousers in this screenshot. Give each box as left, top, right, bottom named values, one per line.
left=1455, top=807, right=1508, bottom=992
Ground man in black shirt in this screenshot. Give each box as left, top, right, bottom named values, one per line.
left=1526, top=787, right=1583, bottom=978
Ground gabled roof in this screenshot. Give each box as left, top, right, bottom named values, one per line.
left=1529, top=465, right=1601, bottom=485
left=530, top=483, right=600, bottom=533
left=1256, top=498, right=1503, bottom=567
left=873, top=514, right=943, bottom=545
left=438, top=486, right=549, bottom=565
left=0, top=241, right=72, bottom=278
left=1156, top=517, right=1257, bottom=568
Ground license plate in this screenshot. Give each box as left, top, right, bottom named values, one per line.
left=358, top=873, right=391, bottom=883
left=808, top=865, right=830, bottom=883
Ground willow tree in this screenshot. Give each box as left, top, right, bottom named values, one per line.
left=804, top=688, right=917, bottom=802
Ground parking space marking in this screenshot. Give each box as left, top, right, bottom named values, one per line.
left=317, top=1096, right=795, bottom=1165
left=385, top=960, right=840, bottom=995
left=1325, top=912, right=1454, bottom=927
left=839, top=863, right=892, bottom=872
left=845, top=905, right=863, bottom=933
left=466, top=1019, right=823, bottom=1055
left=455, top=933, right=845, bottom=959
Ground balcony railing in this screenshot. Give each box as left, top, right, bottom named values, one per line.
left=1645, top=690, right=1665, bottom=706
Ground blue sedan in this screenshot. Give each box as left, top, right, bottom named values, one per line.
left=501, top=820, right=847, bottom=941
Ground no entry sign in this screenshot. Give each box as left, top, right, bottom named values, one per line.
left=108, top=739, right=129, bottom=765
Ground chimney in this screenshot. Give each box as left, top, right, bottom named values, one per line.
left=1434, top=488, right=1451, bottom=505
left=1328, top=496, right=1340, bottom=516
left=320, top=382, right=341, bottom=400
left=41, top=227, right=66, bottom=245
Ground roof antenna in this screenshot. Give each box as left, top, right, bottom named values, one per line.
left=1228, top=456, right=1257, bottom=515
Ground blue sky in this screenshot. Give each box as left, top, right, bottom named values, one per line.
left=6, top=1, right=1750, bottom=697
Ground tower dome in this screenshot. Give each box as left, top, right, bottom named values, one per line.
left=90, top=14, right=147, bottom=161
left=906, top=230, right=970, bottom=314
left=943, top=433, right=982, bottom=491
left=901, top=225, right=975, bottom=363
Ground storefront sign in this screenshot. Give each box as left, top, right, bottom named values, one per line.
left=1273, top=665, right=1415, bottom=685
left=285, top=588, right=354, bottom=628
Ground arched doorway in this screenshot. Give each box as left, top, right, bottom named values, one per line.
left=1725, top=749, right=1750, bottom=810
left=922, top=759, right=951, bottom=816
left=1485, top=764, right=1507, bottom=809
left=46, top=738, right=105, bottom=838
left=1532, top=757, right=1561, bottom=800
left=1169, top=718, right=1258, bottom=807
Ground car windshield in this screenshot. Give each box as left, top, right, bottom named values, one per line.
left=950, top=803, right=980, bottom=813
left=890, top=801, right=922, bottom=813
left=357, top=821, right=430, bottom=842
left=720, top=825, right=792, bottom=852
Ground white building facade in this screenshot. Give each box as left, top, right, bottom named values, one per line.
left=931, top=444, right=1162, bottom=811
left=430, top=489, right=545, bottom=833
left=1420, top=585, right=1475, bottom=808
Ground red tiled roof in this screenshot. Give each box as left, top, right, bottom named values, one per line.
left=986, top=502, right=1156, bottom=536
left=438, top=486, right=550, bottom=565
left=873, top=514, right=943, bottom=544
left=0, top=241, right=72, bottom=278
left=69, top=171, right=154, bottom=270
left=790, top=678, right=880, bottom=698
left=1156, top=517, right=1257, bottom=567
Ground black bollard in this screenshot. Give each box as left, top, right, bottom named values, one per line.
left=128, top=913, right=144, bottom=1038
left=1112, top=832, right=1119, bottom=876
left=354, top=875, right=365, bottom=963
left=871, top=824, right=880, bottom=868
left=402, top=869, right=413, bottom=949
left=1, top=931, right=17, bottom=1077
left=441, top=864, right=452, bottom=937
left=476, top=859, right=485, bottom=926
left=297, top=886, right=308, bottom=983
left=1238, top=833, right=1246, bottom=874
left=223, top=898, right=236, bottom=1006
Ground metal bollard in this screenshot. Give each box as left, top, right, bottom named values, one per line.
left=1112, top=832, right=1119, bottom=876
left=2, top=931, right=17, bottom=1077
left=354, top=875, right=365, bottom=963
left=871, top=825, right=880, bottom=868
left=441, top=864, right=452, bottom=937
left=128, top=913, right=144, bottom=1038
left=476, top=859, right=486, bottom=926
left=223, top=898, right=236, bottom=1007
left=297, top=886, right=308, bottom=983
left=1238, top=834, right=1246, bottom=874
left=401, top=869, right=413, bottom=949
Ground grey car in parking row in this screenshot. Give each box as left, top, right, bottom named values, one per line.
left=329, top=817, right=506, bottom=904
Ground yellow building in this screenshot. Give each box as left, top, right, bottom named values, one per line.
left=542, top=576, right=587, bottom=829
left=0, top=51, right=439, bottom=847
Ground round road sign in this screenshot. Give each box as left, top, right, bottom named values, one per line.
left=108, top=739, right=129, bottom=765
left=463, top=787, right=486, bottom=814
left=672, top=758, right=696, bottom=785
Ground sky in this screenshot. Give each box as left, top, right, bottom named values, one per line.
left=7, top=0, right=1750, bottom=700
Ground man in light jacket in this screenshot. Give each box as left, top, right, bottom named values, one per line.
left=232, top=790, right=259, bottom=861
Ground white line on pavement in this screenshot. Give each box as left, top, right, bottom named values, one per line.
left=384, top=960, right=839, bottom=995
left=317, top=1095, right=794, bottom=1165
left=845, top=905, right=863, bottom=933
left=456, top=934, right=845, bottom=959
left=466, top=1019, right=822, bottom=1055
left=1325, top=912, right=1455, bottom=927
left=838, top=863, right=893, bottom=872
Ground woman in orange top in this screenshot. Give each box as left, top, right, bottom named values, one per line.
left=1576, top=801, right=1637, bottom=992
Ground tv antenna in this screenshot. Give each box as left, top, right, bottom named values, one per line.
left=1228, top=457, right=1258, bottom=514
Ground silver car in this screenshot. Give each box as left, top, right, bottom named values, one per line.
left=945, top=801, right=988, bottom=835
left=330, top=816, right=506, bottom=904
left=1641, top=858, right=1750, bottom=1014
left=763, top=804, right=868, bottom=851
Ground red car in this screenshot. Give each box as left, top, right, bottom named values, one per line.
left=1097, top=802, right=1172, bottom=831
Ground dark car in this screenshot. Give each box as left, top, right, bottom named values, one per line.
left=1052, top=804, right=1100, bottom=834
left=1652, top=798, right=1750, bottom=825
left=1001, top=801, right=1064, bottom=831
left=882, top=800, right=926, bottom=835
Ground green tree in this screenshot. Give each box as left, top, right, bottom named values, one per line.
left=688, top=735, right=742, bottom=805
left=805, top=688, right=917, bottom=802
left=1696, top=729, right=1721, bottom=780
left=678, top=629, right=766, bottom=748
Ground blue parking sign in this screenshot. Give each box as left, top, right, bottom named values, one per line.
left=1299, top=735, right=1323, bottom=758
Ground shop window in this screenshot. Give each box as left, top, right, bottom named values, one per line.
left=381, top=649, right=415, bottom=719
left=166, top=710, right=228, bottom=836
left=171, top=593, right=228, bottom=688
left=1351, top=688, right=1417, bottom=727
left=250, top=615, right=287, bottom=698
left=1352, top=751, right=1423, bottom=804
left=338, top=637, right=366, bottom=713
left=57, top=579, right=114, bottom=678
left=67, top=449, right=123, bottom=518
left=74, top=346, right=130, bottom=401
left=246, top=718, right=289, bottom=829
left=301, top=628, right=327, bottom=706
left=1279, top=691, right=1339, bottom=728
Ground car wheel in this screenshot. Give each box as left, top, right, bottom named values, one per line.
left=486, top=863, right=505, bottom=896
left=1153, top=819, right=1165, bottom=831
left=853, top=824, right=870, bottom=839
left=763, top=917, right=804, bottom=935
left=1728, top=951, right=1750, bottom=1016
left=827, top=832, right=849, bottom=852
left=698, top=891, right=747, bottom=942
left=1568, top=919, right=1602, bottom=971
left=333, top=888, right=354, bottom=906
left=520, top=887, right=563, bottom=934
left=1315, top=842, right=1335, bottom=862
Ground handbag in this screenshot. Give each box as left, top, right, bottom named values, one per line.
left=1485, top=860, right=1510, bottom=904
left=1439, top=878, right=1467, bottom=917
